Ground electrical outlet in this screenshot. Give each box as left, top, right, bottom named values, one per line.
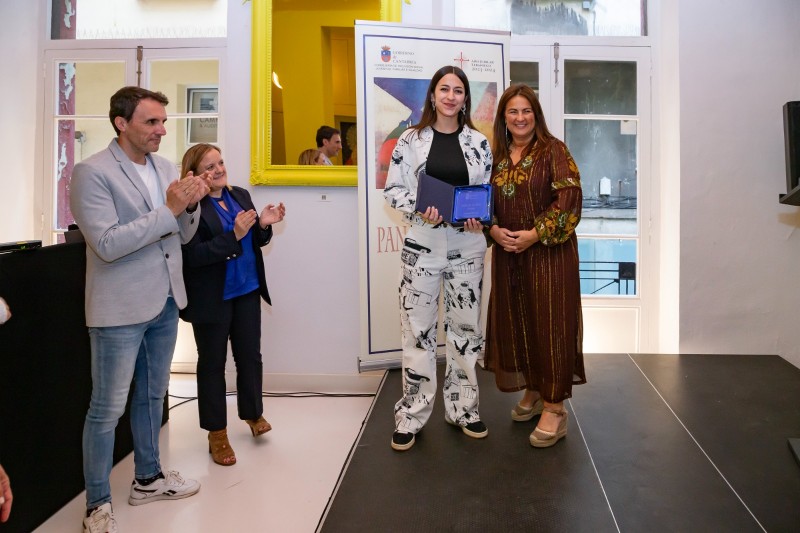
left=319, top=193, right=331, bottom=202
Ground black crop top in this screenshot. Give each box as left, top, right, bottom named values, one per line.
left=425, top=126, right=469, bottom=186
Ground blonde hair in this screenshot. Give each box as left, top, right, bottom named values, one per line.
left=298, top=148, right=323, bottom=165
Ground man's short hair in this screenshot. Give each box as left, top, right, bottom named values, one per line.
left=109, top=86, right=169, bottom=135
left=316, top=125, right=341, bottom=148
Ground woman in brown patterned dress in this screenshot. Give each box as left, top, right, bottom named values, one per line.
left=484, top=84, right=585, bottom=448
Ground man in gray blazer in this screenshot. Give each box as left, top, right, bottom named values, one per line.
left=70, top=86, right=209, bottom=532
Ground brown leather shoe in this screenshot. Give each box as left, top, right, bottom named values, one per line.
left=208, top=429, right=236, bottom=466
left=245, top=416, right=272, bottom=437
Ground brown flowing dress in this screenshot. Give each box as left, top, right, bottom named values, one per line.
left=484, top=138, right=586, bottom=403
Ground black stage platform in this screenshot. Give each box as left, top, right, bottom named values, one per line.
left=320, top=354, right=800, bottom=532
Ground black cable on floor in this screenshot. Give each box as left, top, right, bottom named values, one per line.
left=167, top=390, right=376, bottom=411
left=168, top=397, right=198, bottom=410
left=261, top=392, right=376, bottom=398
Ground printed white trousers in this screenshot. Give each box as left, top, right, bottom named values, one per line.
left=394, top=221, right=487, bottom=434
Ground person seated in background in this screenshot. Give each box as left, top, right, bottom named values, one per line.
left=315, top=126, right=342, bottom=165
left=298, top=148, right=324, bottom=165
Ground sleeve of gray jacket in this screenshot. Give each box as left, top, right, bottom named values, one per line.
left=70, top=162, right=183, bottom=263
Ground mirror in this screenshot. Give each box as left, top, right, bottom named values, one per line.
left=250, top=0, right=399, bottom=186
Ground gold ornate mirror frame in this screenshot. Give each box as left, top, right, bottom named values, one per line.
left=250, top=0, right=401, bottom=186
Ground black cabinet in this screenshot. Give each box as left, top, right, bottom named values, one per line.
left=0, top=243, right=167, bottom=532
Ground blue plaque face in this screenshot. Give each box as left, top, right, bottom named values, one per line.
left=416, top=173, right=493, bottom=226
left=452, top=184, right=493, bottom=224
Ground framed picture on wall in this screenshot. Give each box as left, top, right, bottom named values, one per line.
left=335, top=116, right=357, bottom=166
left=186, top=86, right=218, bottom=144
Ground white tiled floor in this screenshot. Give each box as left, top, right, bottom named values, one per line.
left=36, top=374, right=382, bottom=532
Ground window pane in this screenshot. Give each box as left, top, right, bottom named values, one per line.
left=565, top=60, right=637, bottom=115
left=57, top=62, right=127, bottom=116
left=51, top=0, right=227, bottom=40
left=149, top=59, right=220, bottom=108
left=454, top=0, right=645, bottom=37
left=156, top=118, right=187, bottom=168
left=567, top=118, right=637, bottom=236
left=510, top=61, right=539, bottom=92
left=149, top=59, right=220, bottom=159
left=578, top=238, right=637, bottom=296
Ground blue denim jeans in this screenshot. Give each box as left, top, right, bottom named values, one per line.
left=83, top=298, right=178, bottom=509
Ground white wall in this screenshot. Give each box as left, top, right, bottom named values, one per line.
left=224, top=3, right=361, bottom=375
left=75, top=0, right=226, bottom=39
left=0, top=0, right=39, bottom=243
left=6, top=1, right=800, bottom=376
left=650, top=0, right=681, bottom=354
left=177, top=1, right=363, bottom=376
left=677, top=0, right=800, bottom=367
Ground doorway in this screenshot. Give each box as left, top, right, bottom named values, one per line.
left=510, top=38, right=653, bottom=352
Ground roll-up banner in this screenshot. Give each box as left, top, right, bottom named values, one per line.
left=356, top=21, right=510, bottom=371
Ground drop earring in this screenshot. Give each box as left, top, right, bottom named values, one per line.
left=461, top=104, right=466, bottom=114
left=430, top=97, right=436, bottom=111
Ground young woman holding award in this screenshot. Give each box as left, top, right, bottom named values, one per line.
left=383, top=65, right=493, bottom=451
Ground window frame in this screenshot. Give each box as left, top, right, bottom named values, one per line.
left=41, top=44, right=226, bottom=244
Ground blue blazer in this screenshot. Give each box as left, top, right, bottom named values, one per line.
left=180, top=186, right=272, bottom=323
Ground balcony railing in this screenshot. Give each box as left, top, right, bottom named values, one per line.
left=579, top=260, right=636, bottom=295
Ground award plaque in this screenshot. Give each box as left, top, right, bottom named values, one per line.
left=452, top=184, right=492, bottom=224
left=416, top=172, right=493, bottom=226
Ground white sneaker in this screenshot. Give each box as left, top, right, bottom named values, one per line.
left=83, top=502, right=118, bottom=533
left=128, top=470, right=200, bottom=506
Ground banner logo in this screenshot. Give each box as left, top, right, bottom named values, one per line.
left=381, top=45, right=391, bottom=63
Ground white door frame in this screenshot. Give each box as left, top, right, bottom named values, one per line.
left=40, top=44, right=225, bottom=244
left=510, top=36, right=655, bottom=353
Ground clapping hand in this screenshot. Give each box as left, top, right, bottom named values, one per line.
left=166, top=173, right=210, bottom=216
left=234, top=209, right=258, bottom=240
left=192, top=170, right=214, bottom=201
left=182, top=171, right=212, bottom=206
left=259, top=202, right=286, bottom=228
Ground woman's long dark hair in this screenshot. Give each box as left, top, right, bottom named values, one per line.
left=411, top=65, right=475, bottom=134
left=491, top=84, right=555, bottom=163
